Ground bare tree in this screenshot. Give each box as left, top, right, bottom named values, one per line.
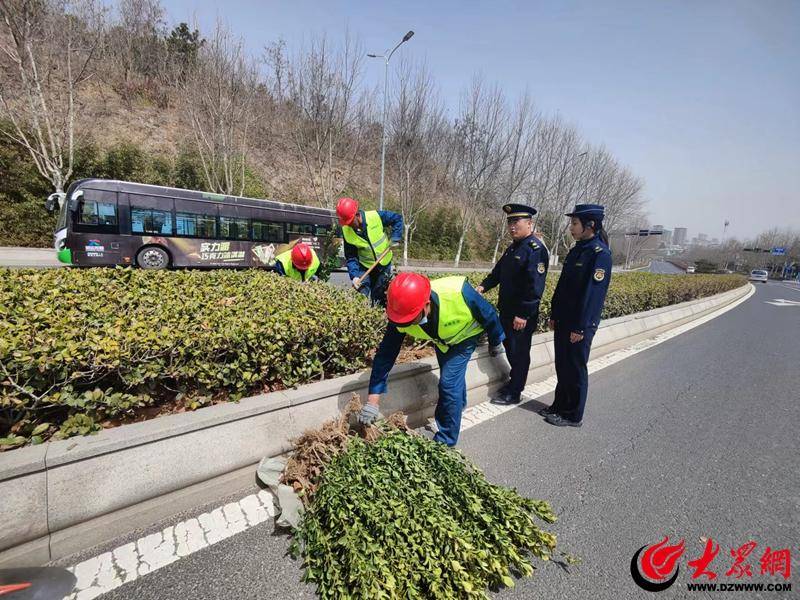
left=180, top=20, right=259, bottom=196
left=601, top=165, right=645, bottom=236
left=528, top=116, right=584, bottom=258
left=264, top=38, right=289, bottom=102
left=284, top=32, right=372, bottom=209
left=488, top=91, right=539, bottom=262
left=450, top=76, right=511, bottom=267
left=388, top=58, right=442, bottom=265
left=106, top=0, right=166, bottom=105
left=0, top=0, right=104, bottom=194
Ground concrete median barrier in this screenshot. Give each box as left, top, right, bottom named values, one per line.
left=0, top=283, right=752, bottom=567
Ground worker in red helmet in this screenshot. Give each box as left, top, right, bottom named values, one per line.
left=273, top=242, right=321, bottom=282
left=358, top=273, right=507, bottom=446
left=336, top=196, right=403, bottom=307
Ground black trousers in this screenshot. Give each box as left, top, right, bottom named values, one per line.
left=500, top=314, right=537, bottom=395
left=356, top=264, right=392, bottom=307
left=551, top=326, right=596, bottom=422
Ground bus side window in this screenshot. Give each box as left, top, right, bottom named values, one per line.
left=73, top=192, right=119, bottom=234
left=175, top=199, right=218, bottom=238
left=176, top=212, right=217, bottom=238
left=252, top=220, right=285, bottom=242
left=314, top=224, right=331, bottom=236
left=131, top=207, right=173, bottom=235
left=286, top=223, right=314, bottom=236
left=220, top=215, right=249, bottom=240
left=80, top=201, right=117, bottom=226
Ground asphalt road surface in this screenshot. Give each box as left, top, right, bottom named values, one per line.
left=649, top=259, right=685, bottom=274
left=52, top=280, right=798, bottom=599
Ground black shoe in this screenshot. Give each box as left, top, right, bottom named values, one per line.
left=491, top=389, right=521, bottom=405
left=538, top=406, right=557, bottom=416
left=545, top=413, right=583, bottom=428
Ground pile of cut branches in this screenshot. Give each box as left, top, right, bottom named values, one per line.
left=283, top=396, right=557, bottom=599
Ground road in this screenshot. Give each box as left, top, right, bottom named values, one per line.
left=649, top=259, right=685, bottom=274
left=51, top=281, right=799, bottom=599
left=0, top=246, right=62, bottom=268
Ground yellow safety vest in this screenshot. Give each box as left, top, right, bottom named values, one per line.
left=397, top=276, right=485, bottom=352
left=341, top=210, right=393, bottom=268
left=275, top=248, right=320, bottom=281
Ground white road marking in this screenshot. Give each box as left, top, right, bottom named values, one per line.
left=61, top=285, right=755, bottom=599
left=64, top=491, right=275, bottom=600
left=764, top=298, right=800, bottom=306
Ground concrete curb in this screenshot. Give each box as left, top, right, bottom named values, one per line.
left=0, top=283, right=752, bottom=567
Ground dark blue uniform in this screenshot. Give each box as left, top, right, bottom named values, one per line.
left=480, top=232, right=548, bottom=398
left=549, top=235, right=612, bottom=423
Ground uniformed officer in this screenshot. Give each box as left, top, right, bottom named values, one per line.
left=336, top=197, right=403, bottom=307
left=542, top=203, right=612, bottom=427
left=357, top=273, right=507, bottom=447
left=273, top=242, right=320, bottom=281
left=476, top=203, right=548, bottom=404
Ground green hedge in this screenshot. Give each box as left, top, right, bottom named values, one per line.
left=0, top=269, right=746, bottom=448
left=445, top=271, right=746, bottom=333
left=0, top=268, right=385, bottom=447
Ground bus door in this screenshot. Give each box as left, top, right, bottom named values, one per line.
left=70, top=188, right=122, bottom=266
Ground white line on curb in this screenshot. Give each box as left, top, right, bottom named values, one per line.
left=61, top=285, right=754, bottom=599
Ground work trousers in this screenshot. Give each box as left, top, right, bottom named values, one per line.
left=550, top=326, right=597, bottom=423
left=433, top=337, right=479, bottom=446
left=356, top=264, right=392, bottom=308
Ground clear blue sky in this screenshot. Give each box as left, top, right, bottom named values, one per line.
left=159, top=0, right=800, bottom=240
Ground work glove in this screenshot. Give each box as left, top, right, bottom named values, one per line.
left=489, top=343, right=505, bottom=357
left=352, top=277, right=361, bottom=289
left=390, top=240, right=401, bottom=248
left=358, top=403, right=380, bottom=426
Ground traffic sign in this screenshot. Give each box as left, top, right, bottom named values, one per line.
left=771, top=247, right=786, bottom=255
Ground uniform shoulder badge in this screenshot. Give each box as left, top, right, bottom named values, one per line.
left=529, top=240, right=539, bottom=250
left=593, top=245, right=602, bottom=253
left=537, top=262, right=546, bottom=274
left=593, top=268, right=606, bottom=282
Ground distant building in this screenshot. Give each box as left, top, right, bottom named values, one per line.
left=650, top=225, right=671, bottom=247
left=673, top=227, right=687, bottom=246
left=698, top=233, right=708, bottom=242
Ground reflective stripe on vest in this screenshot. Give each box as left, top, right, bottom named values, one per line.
left=397, top=276, right=485, bottom=352
left=275, top=248, right=320, bottom=281
left=341, top=211, right=393, bottom=268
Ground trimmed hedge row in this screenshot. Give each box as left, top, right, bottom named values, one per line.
left=0, top=268, right=746, bottom=448
left=450, top=271, right=746, bottom=333
left=0, top=268, right=385, bottom=447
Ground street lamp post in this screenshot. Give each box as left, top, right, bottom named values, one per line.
left=368, top=30, right=414, bottom=211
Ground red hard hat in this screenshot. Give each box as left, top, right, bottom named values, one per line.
left=291, top=242, right=314, bottom=270
left=386, top=272, right=431, bottom=324
left=336, top=197, right=359, bottom=226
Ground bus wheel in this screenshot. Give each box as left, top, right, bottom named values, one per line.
left=137, top=246, right=170, bottom=270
